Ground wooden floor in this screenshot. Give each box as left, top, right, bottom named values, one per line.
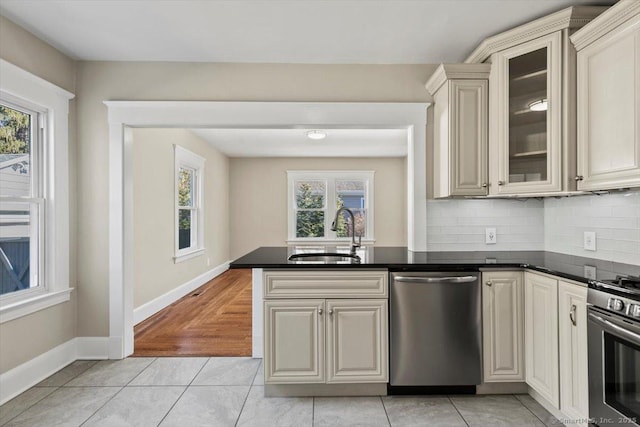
left=133, top=268, right=252, bottom=357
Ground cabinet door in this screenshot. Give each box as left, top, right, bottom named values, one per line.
left=490, top=32, right=563, bottom=194
left=325, top=299, right=388, bottom=383
left=482, top=271, right=524, bottom=382
left=558, top=281, right=588, bottom=424
left=264, top=299, right=325, bottom=384
left=525, top=272, right=559, bottom=408
left=448, top=80, right=489, bottom=196
left=576, top=14, right=640, bottom=190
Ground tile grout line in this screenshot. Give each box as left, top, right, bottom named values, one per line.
left=379, top=395, right=392, bottom=427
left=447, top=395, right=470, bottom=427
left=0, top=386, right=59, bottom=426
left=156, top=356, right=211, bottom=426
left=312, top=396, right=315, bottom=427
left=78, top=357, right=158, bottom=426
left=232, top=360, right=263, bottom=426
left=513, top=394, right=551, bottom=427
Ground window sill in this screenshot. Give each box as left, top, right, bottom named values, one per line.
left=173, top=248, right=205, bottom=264
left=286, top=239, right=376, bottom=246
left=0, top=288, right=74, bottom=324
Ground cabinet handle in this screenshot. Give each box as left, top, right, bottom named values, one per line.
left=569, top=304, right=577, bottom=326
left=486, top=281, right=492, bottom=287
left=318, top=308, right=323, bottom=316
left=481, top=183, right=488, bottom=188
left=497, top=180, right=505, bottom=186
left=574, top=175, right=584, bottom=181
left=328, top=309, right=334, bottom=315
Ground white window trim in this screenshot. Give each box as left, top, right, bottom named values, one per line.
left=173, top=145, right=205, bottom=263
left=287, top=170, right=375, bottom=244
left=0, top=60, right=74, bottom=323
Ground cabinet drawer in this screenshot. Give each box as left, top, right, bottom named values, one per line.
left=263, top=270, right=388, bottom=299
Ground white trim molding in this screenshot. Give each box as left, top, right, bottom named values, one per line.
left=0, top=59, right=74, bottom=321
left=105, top=101, right=429, bottom=359
left=0, top=337, right=110, bottom=405
left=133, top=261, right=230, bottom=325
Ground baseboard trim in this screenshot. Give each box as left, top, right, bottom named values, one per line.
left=133, top=261, right=230, bottom=325
left=76, top=337, right=110, bottom=360
left=0, top=336, right=111, bottom=405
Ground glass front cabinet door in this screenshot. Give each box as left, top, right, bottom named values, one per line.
left=489, top=32, right=563, bottom=195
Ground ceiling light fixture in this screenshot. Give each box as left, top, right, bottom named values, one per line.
left=528, top=99, right=548, bottom=112
left=306, top=130, right=327, bottom=140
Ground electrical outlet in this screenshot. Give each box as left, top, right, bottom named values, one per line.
left=584, top=231, right=596, bottom=251
left=485, top=228, right=497, bottom=244
left=584, top=265, right=597, bottom=280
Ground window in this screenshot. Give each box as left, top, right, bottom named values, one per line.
left=174, top=145, right=205, bottom=262
left=0, top=101, right=42, bottom=297
left=0, top=59, right=73, bottom=323
left=287, top=171, right=374, bottom=242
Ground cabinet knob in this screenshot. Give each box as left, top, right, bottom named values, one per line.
left=481, top=183, right=488, bottom=188
left=328, top=309, right=334, bottom=315
left=569, top=304, right=577, bottom=326
left=318, top=308, right=323, bottom=315
left=497, top=181, right=505, bottom=186
left=486, top=281, right=492, bottom=287
left=574, top=175, right=584, bottom=181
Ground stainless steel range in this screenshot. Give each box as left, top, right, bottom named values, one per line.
left=588, top=276, right=640, bottom=427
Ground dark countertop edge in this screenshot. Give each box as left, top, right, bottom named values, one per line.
left=229, top=260, right=593, bottom=286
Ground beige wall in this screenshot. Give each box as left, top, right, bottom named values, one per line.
left=229, top=157, right=407, bottom=258
left=0, top=16, right=77, bottom=373
left=132, top=128, right=229, bottom=309
left=75, top=61, right=435, bottom=336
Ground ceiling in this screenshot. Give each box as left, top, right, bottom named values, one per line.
left=190, top=128, right=408, bottom=157
left=0, top=0, right=615, bottom=64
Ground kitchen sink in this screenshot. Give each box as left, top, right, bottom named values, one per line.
left=287, top=253, right=361, bottom=263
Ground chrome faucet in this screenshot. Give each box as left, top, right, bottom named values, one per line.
left=331, top=207, right=361, bottom=255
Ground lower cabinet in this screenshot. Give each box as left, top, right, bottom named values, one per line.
left=524, top=272, right=559, bottom=407
left=558, top=280, right=589, bottom=424
left=263, top=269, right=389, bottom=388
left=524, top=271, right=589, bottom=424
left=482, top=271, right=525, bottom=382
left=264, top=298, right=388, bottom=384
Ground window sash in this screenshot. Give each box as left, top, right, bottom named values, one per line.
left=174, top=145, right=205, bottom=260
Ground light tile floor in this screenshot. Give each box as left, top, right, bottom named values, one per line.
left=0, top=357, right=561, bottom=427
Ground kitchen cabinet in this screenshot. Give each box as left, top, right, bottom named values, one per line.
left=461, top=6, right=605, bottom=197
left=426, top=64, right=490, bottom=197
left=263, top=270, right=388, bottom=386
left=524, top=271, right=559, bottom=408
left=558, top=280, right=588, bottom=425
left=482, top=271, right=525, bottom=382
left=489, top=33, right=564, bottom=195
left=571, top=1, right=640, bottom=191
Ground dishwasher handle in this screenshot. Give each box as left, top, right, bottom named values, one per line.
left=393, top=275, right=478, bottom=284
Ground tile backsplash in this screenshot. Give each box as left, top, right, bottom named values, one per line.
left=426, top=191, right=640, bottom=266
left=544, top=191, right=640, bottom=266
left=426, top=199, right=545, bottom=252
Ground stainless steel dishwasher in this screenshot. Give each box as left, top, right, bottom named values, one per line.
left=390, top=271, right=481, bottom=388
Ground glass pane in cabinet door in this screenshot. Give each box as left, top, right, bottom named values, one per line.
left=508, top=47, right=548, bottom=183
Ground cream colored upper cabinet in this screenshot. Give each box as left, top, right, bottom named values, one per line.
left=558, top=281, right=589, bottom=426
left=571, top=1, right=640, bottom=191
left=426, top=64, right=490, bottom=197
left=482, top=271, right=524, bottom=382
left=490, top=33, right=564, bottom=195
left=524, top=272, right=559, bottom=408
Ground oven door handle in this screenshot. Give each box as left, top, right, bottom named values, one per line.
left=588, top=312, right=640, bottom=345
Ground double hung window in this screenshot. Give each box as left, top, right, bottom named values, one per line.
left=287, top=171, right=374, bottom=243
left=174, top=145, right=205, bottom=262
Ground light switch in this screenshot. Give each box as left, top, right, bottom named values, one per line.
left=584, top=231, right=596, bottom=251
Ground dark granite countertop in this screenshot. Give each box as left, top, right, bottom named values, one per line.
left=229, top=246, right=640, bottom=286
